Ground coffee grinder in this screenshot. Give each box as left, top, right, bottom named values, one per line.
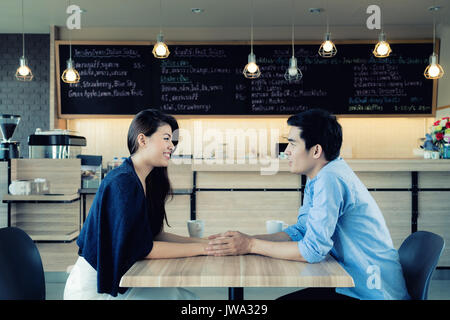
left=0, top=114, right=21, bottom=160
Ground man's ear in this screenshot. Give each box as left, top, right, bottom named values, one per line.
left=312, top=144, right=323, bottom=159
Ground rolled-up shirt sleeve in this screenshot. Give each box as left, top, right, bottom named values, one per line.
left=297, top=173, right=345, bottom=263
left=283, top=224, right=304, bottom=241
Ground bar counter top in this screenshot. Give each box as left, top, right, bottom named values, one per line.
left=187, top=158, right=450, bottom=172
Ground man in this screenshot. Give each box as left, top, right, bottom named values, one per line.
left=205, top=109, right=410, bottom=300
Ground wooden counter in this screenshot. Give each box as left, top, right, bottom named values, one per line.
left=192, top=158, right=450, bottom=172
left=2, top=159, right=81, bottom=242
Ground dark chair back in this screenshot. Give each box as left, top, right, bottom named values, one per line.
left=398, top=231, right=445, bottom=300
left=0, top=227, right=45, bottom=300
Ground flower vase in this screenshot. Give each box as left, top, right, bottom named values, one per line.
left=440, top=143, right=450, bottom=159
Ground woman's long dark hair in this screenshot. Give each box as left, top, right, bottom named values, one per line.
left=127, top=109, right=179, bottom=234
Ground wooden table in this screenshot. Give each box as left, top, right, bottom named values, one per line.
left=120, top=254, right=354, bottom=300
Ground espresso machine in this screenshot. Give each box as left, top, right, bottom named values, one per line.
left=0, top=114, right=21, bottom=160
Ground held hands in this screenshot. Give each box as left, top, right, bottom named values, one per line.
left=205, top=231, right=253, bottom=256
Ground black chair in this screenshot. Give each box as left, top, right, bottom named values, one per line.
left=0, top=227, right=46, bottom=300
left=398, top=230, right=445, bottom=300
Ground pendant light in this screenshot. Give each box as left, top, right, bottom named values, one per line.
left=424, top=6, right=444, bottom=79
left=243, top=0, right=260, bottom=78
left=15, top=0, right=33, bottom=81
left=152, top=0, right=170, bottom=59
left=285, top=0, right=302, bottom=81
left=61, top=0, right=80, bottom=83
left=373, top=7, right=391, bottom=58
left=373, top=32, right=392, bottom=58
left=318, top=3, right=337, bottom=58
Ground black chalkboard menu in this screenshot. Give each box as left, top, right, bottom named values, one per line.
left=56, top=41, right=436, bottom=117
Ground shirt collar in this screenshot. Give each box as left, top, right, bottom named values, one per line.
left=306, top=156, right=343, bottom=184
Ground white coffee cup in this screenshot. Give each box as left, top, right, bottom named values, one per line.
left=9, top=180, right=31, bottom=195
left=187, top=220, right=205, bottom=238
left=266, top=220, right=288, bottom=234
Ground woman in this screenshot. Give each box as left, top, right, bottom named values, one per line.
left=64, top=109, right=208, bottom=300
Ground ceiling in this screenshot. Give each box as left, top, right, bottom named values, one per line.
left=0, top=0, right=449, bottom=34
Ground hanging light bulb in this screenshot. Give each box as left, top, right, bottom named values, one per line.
left=152, top=32, right=170, bottom=59
left=424, top=6, right=444, bottom=80
left=317, top=2, right=337, bottom=58
left=424, top=53, right=444, bottom=79
left=285, top=0, right=302, bottom=82
left=318, top=32, right=337, bottom=58
left=243, top=53, right=261, bottom=78
left=61, top=0, right=80, bottom=84
left=373, top=32, right=392, bottom=58
left=243, top=0, right=260, bottom=79
left=15, top=0, right=33, bottom=81
left=284, top=56, right=302, bottom=81
left=62, top=58, right=80, bottom=83
left=15, top=56, right=33, bottom=81
left=153, top=0, right=170, bottom=59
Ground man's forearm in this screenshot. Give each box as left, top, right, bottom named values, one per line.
left=249, top=238, right=306, bottom=262
left=252, top=231, right=292, bottom=242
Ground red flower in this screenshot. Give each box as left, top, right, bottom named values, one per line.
left=434, top=120, right=441, bottom=125
left=436, top=132, right=444, bottom=140
left=447, top=122, right=450, bottom=129
left=443, top=117, right=450, bottom=120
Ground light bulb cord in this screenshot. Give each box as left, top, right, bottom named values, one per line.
left=159, top=0, right=162, bottom=34
left=326, top=0, right=329, bottom=34
left=68, top=0, right=72, bottom=61
left=433, top=10, right=436, bottom=54
left=250, top=0, right=254, bottom=54
left=21, top=0, right=25, bottom=58
left=291, top=0, right=295, bottom=57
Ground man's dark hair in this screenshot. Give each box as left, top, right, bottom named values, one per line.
left=287, top=108, right=342, bottom=161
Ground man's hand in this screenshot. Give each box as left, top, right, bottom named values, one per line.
left=205, top=231, right=253, bottom=256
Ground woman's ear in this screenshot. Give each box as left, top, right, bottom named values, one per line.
left=137, top=133, right=147, bottom=148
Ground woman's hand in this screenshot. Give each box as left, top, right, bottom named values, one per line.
left=205, top=231, right=254, bottom=256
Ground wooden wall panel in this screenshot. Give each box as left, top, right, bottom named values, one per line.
left=164, top=195, right=191, bottom=237
left=197, top=171, right=300, bottom=189
left=356, top=172, right=411, bottom=189
left=10, top=159, right=81, bottom=194
left=370, top=191, right=412, bottom=250
left=419, top=172, right=450, bottom=189
left=418, top=192, right=450, bottom=267
left=168, top=163, right=193, bottom=189
left=196, top=191, right=300, bottom=236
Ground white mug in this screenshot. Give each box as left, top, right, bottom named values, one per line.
left=266, top=220, right=288, bottom=234
left=187, top=220, right=205, bottom=238
left=9, top=180, right=31, bottom=195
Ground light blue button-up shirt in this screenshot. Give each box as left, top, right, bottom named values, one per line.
left=283, top=157, right=411, bottom=300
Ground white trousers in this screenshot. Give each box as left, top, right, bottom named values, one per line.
left=64, top=256, right=198, bottom=300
